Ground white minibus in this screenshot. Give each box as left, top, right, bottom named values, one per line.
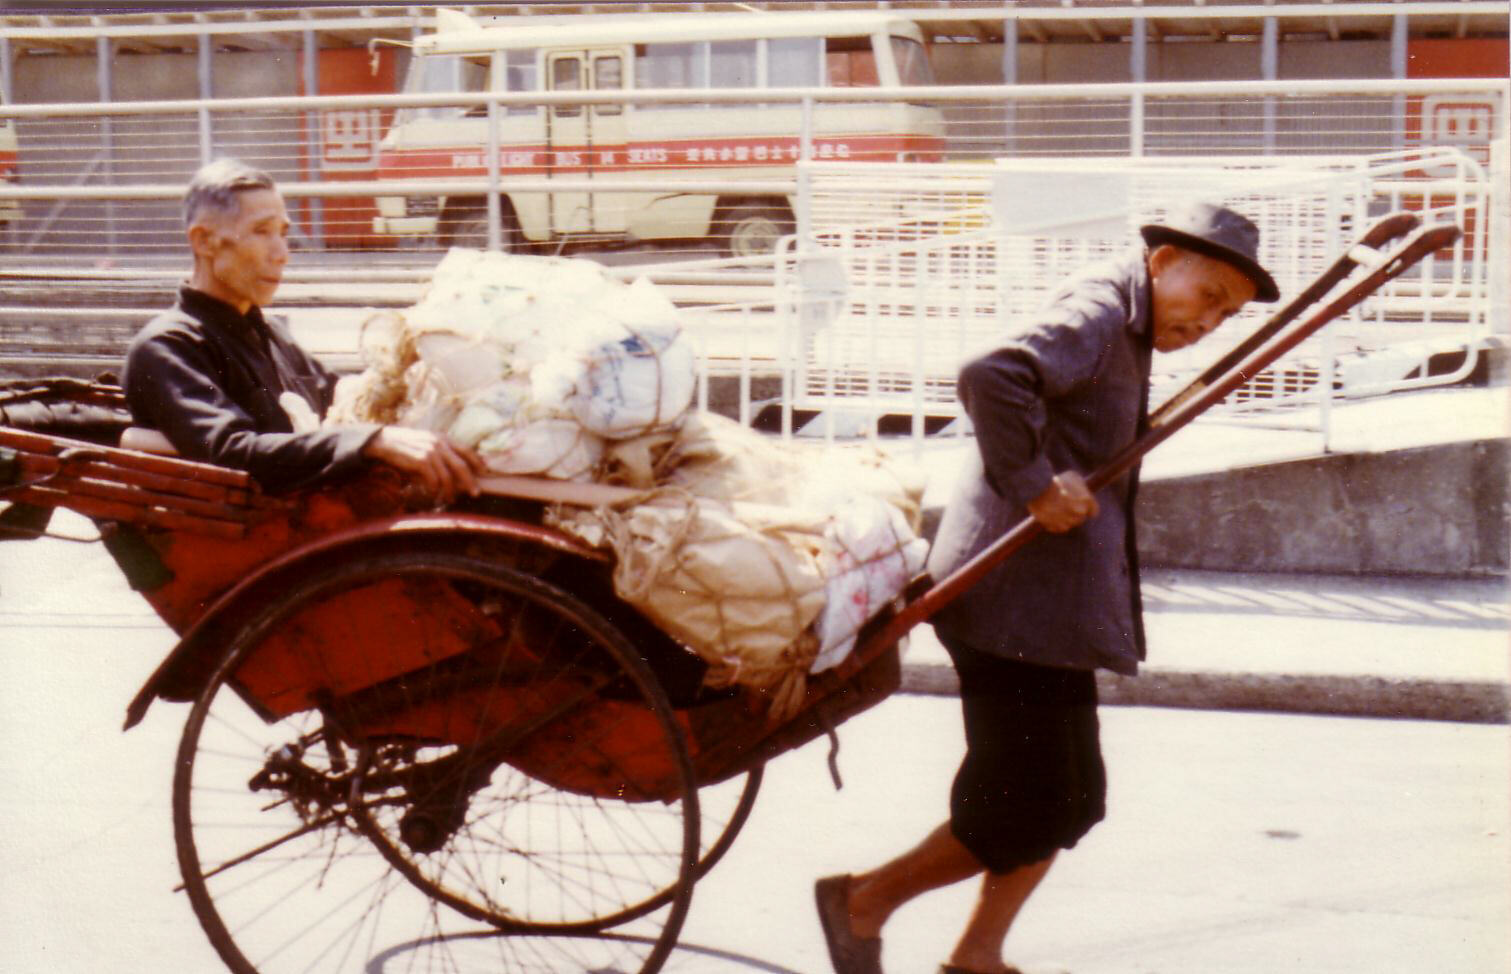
left=371, top=9, right=943, bottom=256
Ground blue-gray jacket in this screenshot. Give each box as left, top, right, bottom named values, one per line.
left=926, top=247, right=1153, bottom=675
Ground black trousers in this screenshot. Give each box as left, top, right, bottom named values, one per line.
left=940, top=634, right=1107, bottom=875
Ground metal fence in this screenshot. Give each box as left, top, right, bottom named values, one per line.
left=1, top=79, right=1505, bottom=449
left=785, top=145, right=1498, bottom=446
left=1, top=78, right=1504, bottom=261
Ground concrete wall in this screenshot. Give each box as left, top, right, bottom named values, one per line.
left=1138, top=439, right=1510, bottom=576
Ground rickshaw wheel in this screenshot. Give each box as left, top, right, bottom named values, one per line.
left=173, top=548, right=700, bottom=974
left=579, top=762, right=763, bottom=926
left=692, top=763, right=762, bottom=881
left=533, top=559, right=767, bottom=918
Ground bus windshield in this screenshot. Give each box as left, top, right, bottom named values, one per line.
left=891, top=37, right=934, bottom=86
left=400, top=52, right=490, bottom=120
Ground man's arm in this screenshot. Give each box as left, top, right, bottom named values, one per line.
left=262, top=318, right=484, bottom=501
left=124, top=327, right=379, bottom=492
left=958, top=292, right=1121, bottom=533
left=127, top=327, right=484, bottom=500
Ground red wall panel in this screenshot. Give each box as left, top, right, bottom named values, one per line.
left=299, top=47, right=401, bottom=248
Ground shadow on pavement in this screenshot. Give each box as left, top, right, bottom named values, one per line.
left=366, top=928, right=803, bottom=974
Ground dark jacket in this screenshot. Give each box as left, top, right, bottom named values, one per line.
left=925, top=247, right=1154, bottom=675
left=122, top=286, right=378, bottom=492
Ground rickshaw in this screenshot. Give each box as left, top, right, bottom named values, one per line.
left=0, top=217, right=1449, bottom=973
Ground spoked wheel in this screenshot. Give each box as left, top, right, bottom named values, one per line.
left=173, top=547, right=700, bottom=974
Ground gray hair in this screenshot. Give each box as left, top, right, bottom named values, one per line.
left=184, top=158, right=276, bottom=228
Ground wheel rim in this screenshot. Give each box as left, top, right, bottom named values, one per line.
left=729, top=214, right=782, bottom=257
left=689, top=766, right=761, bottom=884
left=173, top=548, right=700, bottom=974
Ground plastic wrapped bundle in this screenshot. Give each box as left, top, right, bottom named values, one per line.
left=598, top=412, right=815, bottom=505
left=395, top=330, right=602, bottom=480
left=570, top=278, right=698, bottom=440
left=327, top=250, right=696, bottom=480
left=325, top=312, right=415, bottom=426
left=808, top=493, right=930, bottom=673
left=331, top=250, right=931, bottom=707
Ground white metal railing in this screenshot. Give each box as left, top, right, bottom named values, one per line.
left=1, top=79, right=1504, bottom=264
left=782, top=145, right=1499, bottom=449
left=1492, top=135, right=1511, bottom=340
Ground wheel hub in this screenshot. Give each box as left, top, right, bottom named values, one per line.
left=398, top=797, right=469, bottom=854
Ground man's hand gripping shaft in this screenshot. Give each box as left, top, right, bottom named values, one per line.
left=1026, top=471, right=1099, bottom=534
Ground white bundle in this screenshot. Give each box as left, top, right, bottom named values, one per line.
left=330, top=250, right=932, bottom=698
left=602, top=493, right=828, bottom=693
left=329, top=249, right=696, bottom=481
left=571, top=278, right=698, bottom=439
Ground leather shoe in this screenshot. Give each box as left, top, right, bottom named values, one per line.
left=814, top=874, right=882, bottom=974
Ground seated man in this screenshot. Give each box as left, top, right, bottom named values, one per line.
left=123, top=159, right=483, bottom=500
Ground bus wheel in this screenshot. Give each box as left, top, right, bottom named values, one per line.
left=440, top=203, right=522, bottom=252
left=718, top=200, right=793, bottom=259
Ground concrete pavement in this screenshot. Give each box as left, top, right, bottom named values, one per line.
left=683, top=695, right=1510, bottom=974
left=2, top=514, right=1508, bottom=973
left=0, top=578, right=1506, bottom=973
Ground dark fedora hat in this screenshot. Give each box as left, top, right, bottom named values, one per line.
left=1140, top=202, right=1280, bottom=303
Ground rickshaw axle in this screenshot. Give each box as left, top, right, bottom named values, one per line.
left=245, top=736, right=500, bottom=854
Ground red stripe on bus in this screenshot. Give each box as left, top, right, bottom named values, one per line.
left=378, top=133, right=943, bottom=178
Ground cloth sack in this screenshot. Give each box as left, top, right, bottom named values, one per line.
left=559, top=490, right=830, bottom=720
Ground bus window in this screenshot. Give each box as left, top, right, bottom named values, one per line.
left=710, top=39, right=757, bottom=87
left=826, top=36, right=878, bottom=87
left=401, top=52, right=492, bottom=120
left=891, top=37, right=935, bottom=86
left=768, top=37, right=822, bottom=87
left=504, top=49, right=539, bottom=116
left=594, top=54, right=624, bottom=115
left=636, top=42, right=708, bottom=91
left=552, top=55, right=583, bottom=117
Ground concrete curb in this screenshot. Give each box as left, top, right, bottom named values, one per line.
left=899, top=662, right=1511, bottom=725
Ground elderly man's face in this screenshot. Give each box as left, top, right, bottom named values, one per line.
left=190, top=187, right=290, bottom=313
left=1148, top=245, right=1257, bottom=353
